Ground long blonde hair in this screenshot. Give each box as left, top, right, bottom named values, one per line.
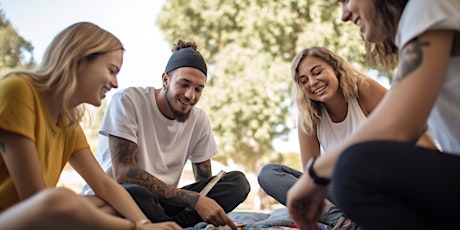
left=3, top=22, right=124, bottom=127
left=291, top=46, right=368, bottom=135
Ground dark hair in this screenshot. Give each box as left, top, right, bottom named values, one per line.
left=172, top=39, right=198, bottom=52
left=364, top=0, right=408, bottom=71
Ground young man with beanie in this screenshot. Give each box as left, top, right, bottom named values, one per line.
left=80, top=40, right=250, bottom=229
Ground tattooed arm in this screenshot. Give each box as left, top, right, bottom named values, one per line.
left=108, top=134, right=200, bottom=209
left=109, top=135, right=236, bottom=228
left=192, top=160, right=212, bottom=182
left=287, top=30, right=455, bottom=229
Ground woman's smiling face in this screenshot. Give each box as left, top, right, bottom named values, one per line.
left=76, top=50, right=122, bottom=107
left=297, top=56, right=340, bottom=103
left=339, top=0, right=388, bottom=43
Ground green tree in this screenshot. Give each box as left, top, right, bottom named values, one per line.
left=157, top=0, right=366, bottom=173
left=0, top=7, right=34, bottom=73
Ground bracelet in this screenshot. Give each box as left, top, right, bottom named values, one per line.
left=129, top=220, right=137, bottom=230
left=306, top=156, right=330, bottom=186
left=138, top=219, right=151, bottom=225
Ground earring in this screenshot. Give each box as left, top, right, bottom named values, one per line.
left=162, top=85, right=166, bottom=90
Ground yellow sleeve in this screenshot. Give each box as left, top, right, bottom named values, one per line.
left=0, top=75, right=38, bottom=141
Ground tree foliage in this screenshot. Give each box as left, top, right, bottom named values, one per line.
left=0, top=8, right=35, bottom=74
left=157, top=0, right=366, bottom=172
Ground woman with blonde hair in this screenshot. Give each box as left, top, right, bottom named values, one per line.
left=259, top=46, right=436, bottom=229
left=287, top=0, right=460, bottom=229
left=0, top=21, right=180, bottom=230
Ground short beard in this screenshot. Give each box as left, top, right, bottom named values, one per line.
left=165, top=86, right=191, bottom=122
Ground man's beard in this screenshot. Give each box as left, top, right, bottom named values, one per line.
left=165, top=86, right=192, bottom=122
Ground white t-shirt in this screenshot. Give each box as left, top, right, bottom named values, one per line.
left=317, top=98, right=367, bottom=152
left=395, top=0, right=460, bottom=155
left=80, top=87, right=218, bottom=195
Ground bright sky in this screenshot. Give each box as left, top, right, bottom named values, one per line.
left=1, top=0, right=170, bottom=98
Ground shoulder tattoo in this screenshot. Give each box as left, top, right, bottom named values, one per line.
left=392, top=37, right=430, bottom=86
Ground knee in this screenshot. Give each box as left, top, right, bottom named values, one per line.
left=37, top=188, right=85, bottom=219
left=227, top=171, right=250, bottom=195
left=257, top=163, right=281, bottom=188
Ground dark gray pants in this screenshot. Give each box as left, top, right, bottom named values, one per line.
left=122, top=171, right=250, bottom=228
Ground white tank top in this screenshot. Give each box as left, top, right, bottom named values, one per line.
left=317, top=98, right=367, bottom=152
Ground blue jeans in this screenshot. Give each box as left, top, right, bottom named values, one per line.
left=258, top=163, right=364, bottom=229
left=257, top=163, right=303, bottom=206
left=123, top=171, right=250, bottom=228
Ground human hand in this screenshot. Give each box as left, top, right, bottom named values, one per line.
left=286, top=173, right=328, bottom=230
left=142, top=221, right=182, bottom=230
left=194, top=196, right=237, bottom=230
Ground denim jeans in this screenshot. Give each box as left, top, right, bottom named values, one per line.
left=257, top=163, right=303, bottom=206
left=258, top=163, right=364, bottom=229
left=123, top=171, right=250, bottom=228
left=258, top=163, right=338, bottom=205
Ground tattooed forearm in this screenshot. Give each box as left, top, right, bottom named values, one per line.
left=126, top=168, right=200, bottom=208
left=393, top=37, right=429, bottom=87
left=192, top=160, right=212, bottom=182
left=108, top=135, right=200, bottom=208
left=109, top=135, right=139, bottom=165
left=0, top=141, right=6, bottom=154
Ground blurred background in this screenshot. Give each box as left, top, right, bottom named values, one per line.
left=0, top=0, right=390, bottom=211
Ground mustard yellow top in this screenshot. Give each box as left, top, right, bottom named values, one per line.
left=0, top=75, right=89, bottom=212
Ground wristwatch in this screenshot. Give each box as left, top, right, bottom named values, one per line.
left=306, top=156, right=330, bottom=186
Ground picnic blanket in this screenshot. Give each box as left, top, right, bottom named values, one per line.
left=185, top=207, right=332, bottom=230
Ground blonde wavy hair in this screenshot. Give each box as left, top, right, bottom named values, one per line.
left=291, top=46, right=369, bottom=135
left=2, top=22, right=124, bottom=127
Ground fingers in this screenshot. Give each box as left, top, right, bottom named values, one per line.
left=222, top=214, right=237, bottom=230
left=204, top=210, right=236, bottom=229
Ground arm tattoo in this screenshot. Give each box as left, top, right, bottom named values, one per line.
left=192, top=160, right=212, bottom=182
left=108, top=135, right=200, bottom=208
left=0, top=141, right=6, bottom=154
left=109, top=135, right=139, bottom=166
left=126, top=168, right=200, bottom=208
left=392, top=37, right=429, bottom=87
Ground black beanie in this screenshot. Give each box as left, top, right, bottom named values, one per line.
left=164, top=47, right=207, bottom=76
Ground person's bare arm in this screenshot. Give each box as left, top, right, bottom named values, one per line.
left=359, top=73, right=438, bottom=150
left=0, top=129, right=46, bottom=200
left=70, top=148, right=152, bottom=222
left=288, top=30, right=454, bottom=230
left=108, top=134, right=200, bottom=209
left=298, top=123, right=321, bottom=170
left=192, top=159, right=212, bottom=182
left=0, top=188, right=181, bottom=230
left=357, top=77, right=387, bottom=116
left=110, top=135, right=236, bottom=229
